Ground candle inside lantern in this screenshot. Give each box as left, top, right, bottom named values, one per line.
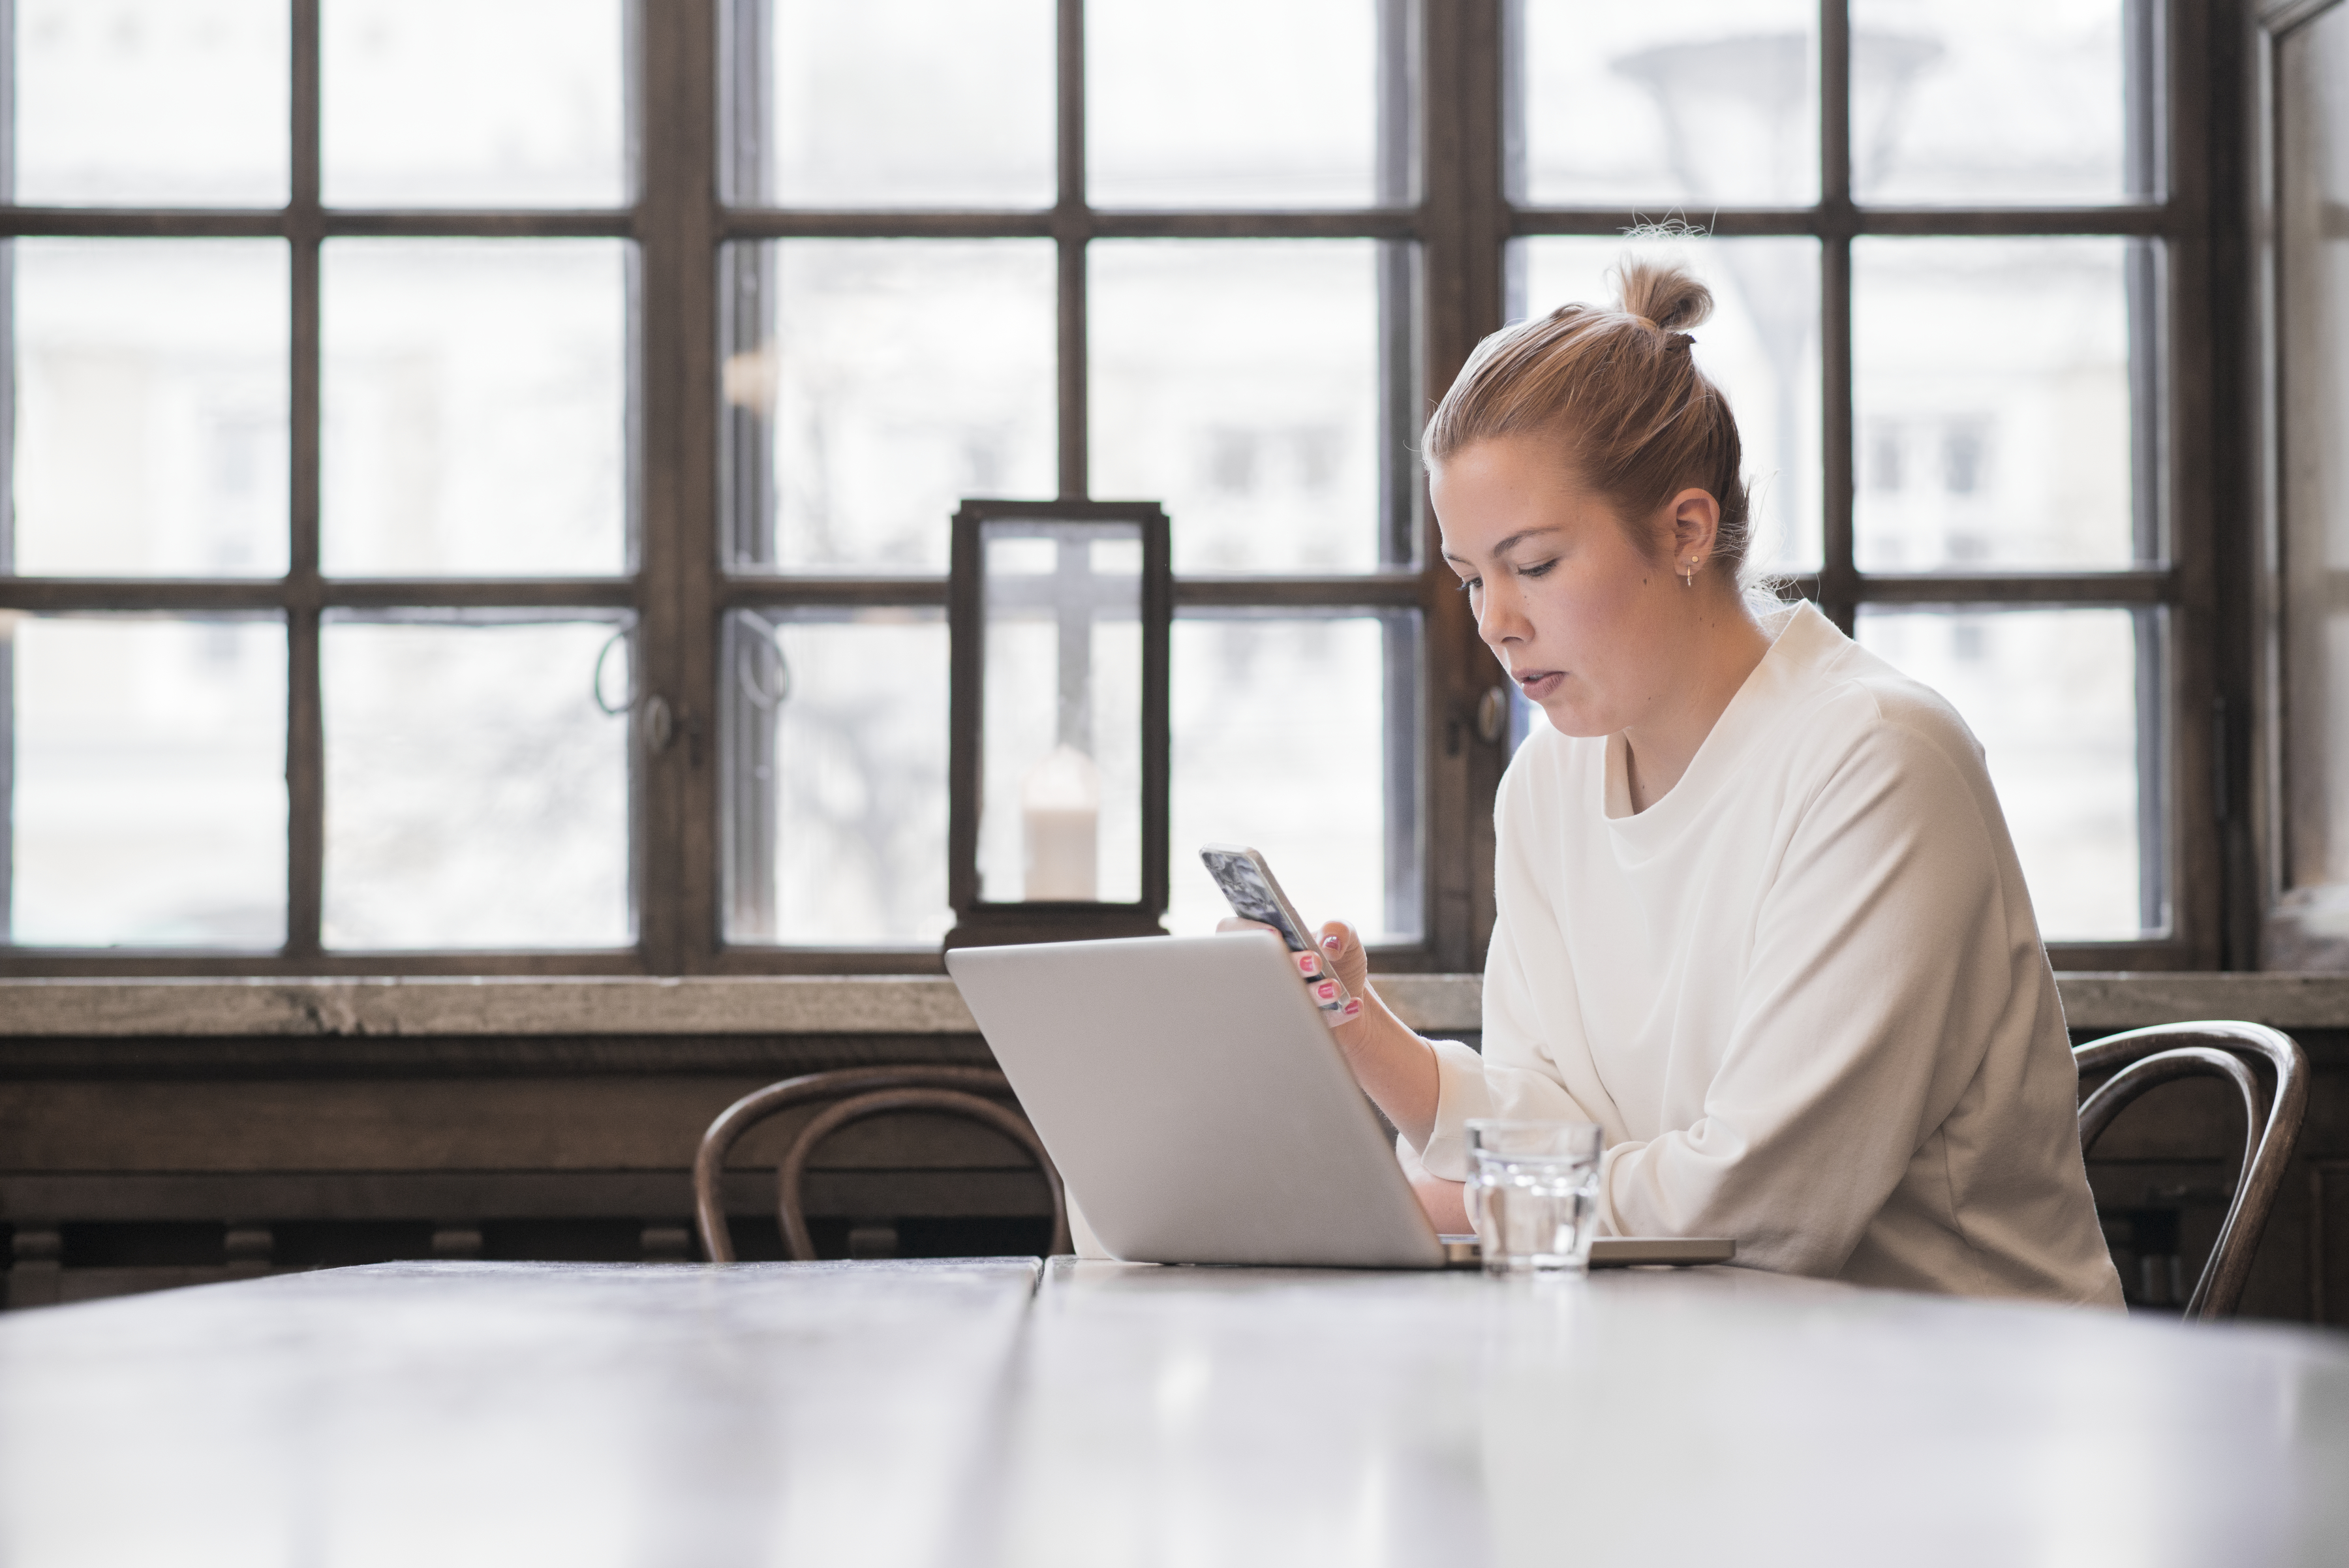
left=1022, top=743, right=1100, bottom=900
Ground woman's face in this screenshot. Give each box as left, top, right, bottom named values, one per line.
left=1432, top=435, right=1683, bottom=739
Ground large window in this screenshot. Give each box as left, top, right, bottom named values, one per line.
left=0, top=1, right=2222, bottom=974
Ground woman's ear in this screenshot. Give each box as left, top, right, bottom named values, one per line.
left=1667, top=487, right=1722, bottom=570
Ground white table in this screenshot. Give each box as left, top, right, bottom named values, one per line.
left=3, top=1257, right=2344, bottom=1566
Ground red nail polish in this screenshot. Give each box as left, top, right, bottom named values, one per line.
left=1298, top=953, right=1320, bottom=976
left=1340, top=1000, right=1362, bottom=1019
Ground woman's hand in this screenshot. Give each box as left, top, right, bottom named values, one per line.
left=1214, top=916, right=1364, bottom=1024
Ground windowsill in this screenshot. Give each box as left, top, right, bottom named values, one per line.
left=0, top=972, right=2345, bottom=1039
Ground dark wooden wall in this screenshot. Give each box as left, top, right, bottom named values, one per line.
left=0, top=1032, right=1054, bottom=1309
left=2, top=1021, right=2342, bottom=1325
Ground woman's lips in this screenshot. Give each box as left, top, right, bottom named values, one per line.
left=1514, top=668, right=1563, bottom=700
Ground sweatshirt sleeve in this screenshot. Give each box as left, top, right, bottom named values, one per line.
left=1409, top=752, right=1606, bottom=1183
left=1593, top=715, right=2020, bottom=1276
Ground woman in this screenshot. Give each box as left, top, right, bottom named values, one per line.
left=1302, top=258, right=2122, bottom=1304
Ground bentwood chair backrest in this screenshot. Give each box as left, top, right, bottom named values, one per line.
left=2073, top=1021, right=2309, bottom=1321
left=692, top=1066, right=1071, bottom=1263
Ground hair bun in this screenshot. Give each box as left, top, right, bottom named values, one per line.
left=1614, top=256, right=1713, bottom=335
left=1422, top=249, right=1752, bottom=588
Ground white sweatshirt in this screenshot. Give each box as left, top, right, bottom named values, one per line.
left=1412, top=602, right=2125, bottom=1305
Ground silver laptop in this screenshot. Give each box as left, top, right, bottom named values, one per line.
left=945, top=932, right=1447, bottom=1268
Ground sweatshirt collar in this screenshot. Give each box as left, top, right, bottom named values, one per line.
left=1601, top=600, right=1840, bottom=840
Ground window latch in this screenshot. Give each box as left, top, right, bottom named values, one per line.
left=1475, top=684, right=1512, bottom=746
left=641, top=694, right=676, bottom=753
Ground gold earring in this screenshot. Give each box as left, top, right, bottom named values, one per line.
left=1681, top=562, right=1695, bottom=587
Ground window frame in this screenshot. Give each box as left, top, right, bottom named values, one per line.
left=2249, top=0, right=2348, bottom=967
left=0, top=0, right=2233, bottom=976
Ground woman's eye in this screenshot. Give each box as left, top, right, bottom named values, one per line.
left=1517, top=560, right=1556, bottom=579
left=1454, top=577, right=1481, bottom=595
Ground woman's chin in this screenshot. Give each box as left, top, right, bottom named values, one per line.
left=1535, top=696, right=1610, bottom=739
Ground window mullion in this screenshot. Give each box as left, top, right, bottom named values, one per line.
left=286, top=0, right=325, bottom=962
left=1056, top=0, right=1087, bottom=502
left=1419, top=0, right=1507, bottom=971
left=634, top=0, right=720, bottom=972
left=1819, top=0, right=1856, bottom=634
left=2161, top=0, right=2224, bottom=966
left=1, top=5, right=14, bottom=944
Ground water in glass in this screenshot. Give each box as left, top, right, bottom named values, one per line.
left=1466, top=1120, right=1601, bottom=1273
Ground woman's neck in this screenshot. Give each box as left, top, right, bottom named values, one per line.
left=1619, top=595, right=1776, bottom=813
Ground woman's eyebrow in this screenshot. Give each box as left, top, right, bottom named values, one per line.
left=1445, top=526, right=1567, bottom=566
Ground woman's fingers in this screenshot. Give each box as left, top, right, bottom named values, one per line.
left=1220, top=915, right=1364, bottom=1024
left=1218, top=917, right=1327, bottom=976
left=1315, top=918, right=1372, bottom=996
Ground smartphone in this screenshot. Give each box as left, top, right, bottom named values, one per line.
left=1199, top=844, right=1355, bottom=1015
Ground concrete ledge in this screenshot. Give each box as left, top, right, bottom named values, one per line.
left=2051, top=972, right=2349, bottom=1032
left=0, top=973, right=1487, bottom=1039
left=0, top=970, right=2346, bottom=1040
left=0, top=977, right=983, bottom=1039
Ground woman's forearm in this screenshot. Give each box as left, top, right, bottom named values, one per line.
left=1334, top=987, right=1443, bottom=1148
left=1395, top=1128, right=1471, bottom=1232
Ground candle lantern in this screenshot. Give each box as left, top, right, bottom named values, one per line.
left=944, top=500, right=1174, bottom=944
left=945, top=500, right=1171, bottom=949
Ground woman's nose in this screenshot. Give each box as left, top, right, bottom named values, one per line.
left=1477, top=582, right=1527, bottom=645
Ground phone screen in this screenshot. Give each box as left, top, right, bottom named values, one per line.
left=1199, top=846, right=1312, bottom=951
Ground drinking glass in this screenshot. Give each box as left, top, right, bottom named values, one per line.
left=1466, top=1120, right=1603, bottom=1273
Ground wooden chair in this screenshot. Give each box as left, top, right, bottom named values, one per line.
left=2074, top=1021, right=2309, bottom=1321
left=692, top=1066, right=1070, bottom=1263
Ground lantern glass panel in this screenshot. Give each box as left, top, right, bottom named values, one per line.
left=977, top=520, right=1145, bottom=904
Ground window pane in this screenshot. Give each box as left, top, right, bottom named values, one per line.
left=9, top=239, right=288, bottom=577
left=322, top=0, right=624, bottom=208
left=1855, top=607, right=2150, bottom=940
left=728, top=240, right=1056, bottom=572
left=722, top=609, right=951, bottom=947
left=2270, top=3, right=2349, bottom=967
left=1088, top=0, right=1376, bottom=208
left=322, top=239, right=628, bottom=577
left=1853, top=238, right=2144, bottom=571
left=323, top=618, right=632, bottom=949
left=8, top=616, right=286, bottom=947
left=752, top=0, right=1054, bottom=208
left=1516, top=236, right=1822, bottom=572
left=1851, top=0, right=2134, bottom=206
left=977, top=525, right=1144, bottom=906
left=1092, top=240, right=1381, bottom=574
left=1169, top=612, right=1421, bottom=944
left=1520, top=0, right=1819, bottom=207
left=14, top=0, right=287, bottom=207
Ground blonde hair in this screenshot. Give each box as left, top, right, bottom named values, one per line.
left=1423, top=256, right=1753, bottom=579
